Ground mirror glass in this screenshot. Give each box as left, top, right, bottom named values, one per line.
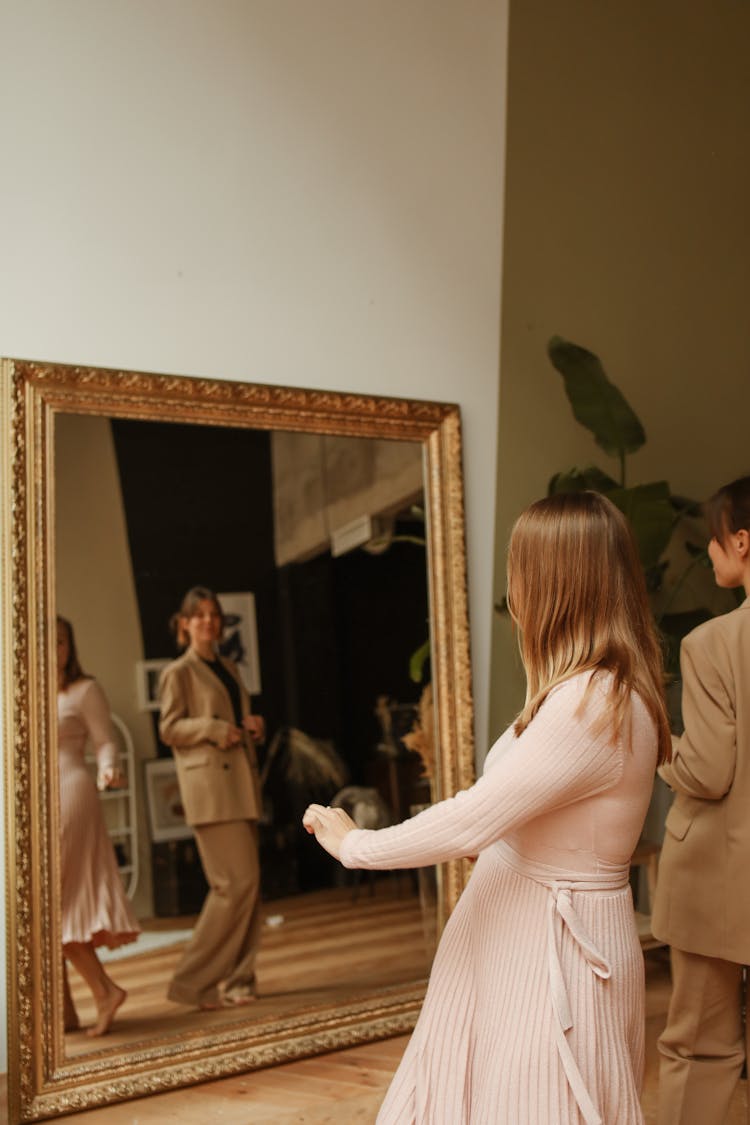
left=3, top=359, right=474, bottom=1121
left=55, top=412, right=435, bottom=1058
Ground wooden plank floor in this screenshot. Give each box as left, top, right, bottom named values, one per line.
left=64, top=880, right=431, bottom=1060
left=2, top=941, right=748, bottom=1121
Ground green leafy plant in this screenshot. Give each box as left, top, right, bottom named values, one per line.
left=542, top=336, right=716, bottom=672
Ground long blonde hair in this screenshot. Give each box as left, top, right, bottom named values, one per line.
left=507, top=491, right=671, bottom=764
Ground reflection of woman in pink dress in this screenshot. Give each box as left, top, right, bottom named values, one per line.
left=57, top=616, right=140, bottom=1036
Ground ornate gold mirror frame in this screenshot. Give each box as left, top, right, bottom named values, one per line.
left=1, top=359, right=474, bottom=1122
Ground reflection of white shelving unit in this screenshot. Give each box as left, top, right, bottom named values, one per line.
left=84, top=713, right=139, bottom=901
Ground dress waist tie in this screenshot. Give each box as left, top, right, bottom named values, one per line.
left=496, top=841, right=630, bottom=1125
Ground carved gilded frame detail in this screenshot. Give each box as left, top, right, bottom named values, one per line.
left=1, top=359, right=475, bottom=1121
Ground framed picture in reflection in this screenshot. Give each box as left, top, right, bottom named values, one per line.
left=145, top=758, right=193, bottom=842
left=218, top=590, right=261, bottom=695
left=136, top=657, right=171, bottom=712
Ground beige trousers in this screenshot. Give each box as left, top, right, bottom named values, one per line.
left=657, top=947, right=748, bottom=1125
left=167, top=819, right=261, bottom=1007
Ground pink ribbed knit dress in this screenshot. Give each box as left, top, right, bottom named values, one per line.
left=340, top=672, right=657, bottom=1125
left=58, top=679, right=140, bottom=949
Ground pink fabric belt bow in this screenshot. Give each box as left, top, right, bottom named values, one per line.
left=496, top=841, right=630, bottom=1125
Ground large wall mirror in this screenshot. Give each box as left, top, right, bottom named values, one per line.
left=1, top=359, right=475, bottom=1121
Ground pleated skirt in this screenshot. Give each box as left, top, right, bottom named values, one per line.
left=60, top=758, right=140, bottom=949
left=378, top=846, right=645, bottom=1125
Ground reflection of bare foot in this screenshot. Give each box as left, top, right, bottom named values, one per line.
left=221, top=979, right=257, bottom=1006
left=222, top=992, right=257, bottom=1007
left=199, top=993, right=257, bottom=1011
left=86, top=984, right=126, bottom=1037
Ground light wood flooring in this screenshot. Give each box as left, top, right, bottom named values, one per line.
left=2, top=896, right=748, bottom=1123
left=64, top=880, right=432, bottom=1060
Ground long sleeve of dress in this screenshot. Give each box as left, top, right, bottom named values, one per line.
left=340, top=675, right=624, bottom=870
left=658, top=631, right=736, bottom=800
left=79, top=680, right=118, bottom=772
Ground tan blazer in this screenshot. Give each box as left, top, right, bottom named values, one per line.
left=651, top=598, right=750, bottom=963
left=158, top=648, right=262, bottom=827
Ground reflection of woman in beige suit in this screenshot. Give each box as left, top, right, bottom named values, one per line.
left=159, top=587, right=265, bottom=1009
left=653, top=476, right=750, bottom=1124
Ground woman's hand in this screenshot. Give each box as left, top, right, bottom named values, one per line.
left=242, top=714, right=266, bottom=743
left=302, top=804, right=357, bottom=862
left=97, top=766, right=126, bottom=791
left=218, top=724, right=243, bottom=750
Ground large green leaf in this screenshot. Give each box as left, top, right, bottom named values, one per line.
left=548, top=337, right=646, bottom=461
left=684, top=541, right=711, bottom=563
left=670, top=494, right=703, bottom=518
left=644, top=559, right=669, bottom=593
left=606, top=482, right=674, bottom=569
left=409, top=639, right=431, bottom=684
left=548, top=465, right=619, bottom=495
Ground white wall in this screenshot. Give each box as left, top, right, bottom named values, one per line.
left=0, top=1, right=509, bottom=1071
left=56, top=414, right=157, bottom=918
left=491, top=0, right=750, bottom=738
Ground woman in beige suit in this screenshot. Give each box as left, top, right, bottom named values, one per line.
left=653, top=475, right=750, bottom=1124
left=159, top=587, right=265, bottom=1010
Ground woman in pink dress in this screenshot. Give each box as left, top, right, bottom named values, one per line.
left=304, top=492, right=671, bottom=1124
left=57, top=616, right=140, bottom=1036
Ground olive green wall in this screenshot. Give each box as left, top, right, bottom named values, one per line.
left=491, top=0, right=750, bottom=741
